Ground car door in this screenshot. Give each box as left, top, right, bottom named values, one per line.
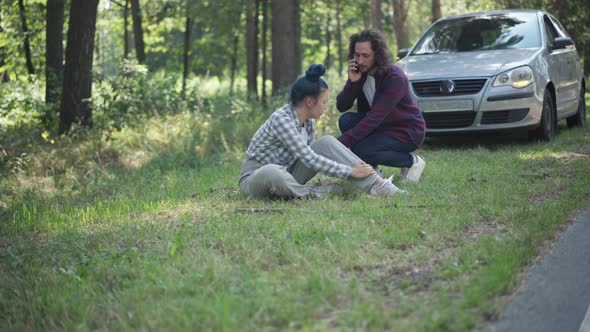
left=549, top=15, right=581, bottom=113
left=542, top=15, right=566, bottom=112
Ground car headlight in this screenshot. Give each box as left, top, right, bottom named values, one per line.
left=493, top=66, right=534, bottom=88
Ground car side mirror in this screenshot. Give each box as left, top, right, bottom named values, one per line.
left=552, top=36, right=575, bottom=50
left=396, top=48, right=409, bottom=61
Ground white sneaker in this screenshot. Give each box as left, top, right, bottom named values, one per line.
left=370, top=176, right=407, bottom=197
left=404, top=155, right=425, bottom=182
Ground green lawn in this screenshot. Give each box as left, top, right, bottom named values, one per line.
left=1, top=100, right=589, bottom=331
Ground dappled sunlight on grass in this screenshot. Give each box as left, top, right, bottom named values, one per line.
left=548, top=151, right=590, bottom=163
left=517, top=150, right=590, bottom=163
left=187, top=75, right=247, bottom=98
left=119, top=150, right=149, bottom=169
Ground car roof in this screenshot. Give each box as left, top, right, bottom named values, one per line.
left=436, top=9, right=544, bottom=23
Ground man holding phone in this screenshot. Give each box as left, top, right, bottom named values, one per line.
left=336, top=29, right=426, bottom=182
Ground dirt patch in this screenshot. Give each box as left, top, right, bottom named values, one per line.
left=573, top=133, right=590, bottom=155
left=463, top=221, right=507, bottom=242
left=529, top=185, right=567, bottom=205
left=235, top=207, right=286, bottom=214
left=378, top=265, right=433, bottom=294
left=365, top=220, right=508, bottom=298
left=135, top=205, right=209, bottom=229
left=196, top=186, right=241, bottom=200
left=553, top=151, right=590, bottom=164
left=524, top=149, right=588, bottom=204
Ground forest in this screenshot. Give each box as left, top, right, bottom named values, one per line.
left=0, top=0, right=588, bottom=139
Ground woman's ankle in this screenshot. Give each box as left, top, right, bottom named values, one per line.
left=371, top=177, right=383, bottom=188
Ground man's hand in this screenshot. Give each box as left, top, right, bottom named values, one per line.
left=348, top=59, right=361, bottom=82
left=348, top=161, right=375, bottom=179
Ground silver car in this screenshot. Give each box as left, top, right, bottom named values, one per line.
left=396, top=9, right=586, bottom=140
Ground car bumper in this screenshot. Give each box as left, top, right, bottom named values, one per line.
left=416, top=84, right=543, bottom=134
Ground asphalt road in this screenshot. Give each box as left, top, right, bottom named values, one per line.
left=493, top=208, right=590, bottom=332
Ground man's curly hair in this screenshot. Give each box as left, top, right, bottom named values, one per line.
left=347, top=29, right=392, bottom=76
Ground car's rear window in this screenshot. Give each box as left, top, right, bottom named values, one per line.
left=411, top=12, right=541, bottom=55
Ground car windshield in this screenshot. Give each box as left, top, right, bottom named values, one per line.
left=411, top=12, right=541, bottom=55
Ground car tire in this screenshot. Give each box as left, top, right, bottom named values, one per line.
left=530, top=91, right=556, bottom=142
left=566, top=87, right=586, bottom=128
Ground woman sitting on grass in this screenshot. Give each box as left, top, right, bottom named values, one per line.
left=239, top=64, right=406, bottom=199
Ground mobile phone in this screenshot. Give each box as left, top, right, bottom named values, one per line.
left=353, top=60, right=359, bottom=73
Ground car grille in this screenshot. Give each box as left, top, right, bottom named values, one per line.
left=423, top=111, right=475, bottom=129
left=480, top=108, right=529, bottom=125
left=412, top=79, right=487, bottom=97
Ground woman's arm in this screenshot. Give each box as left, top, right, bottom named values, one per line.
left=271, top=115, right=351, bottom=179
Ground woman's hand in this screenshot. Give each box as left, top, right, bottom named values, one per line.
left=348, top=161, right=375, bottom=179
left=348, top=59, right=361, bottom=82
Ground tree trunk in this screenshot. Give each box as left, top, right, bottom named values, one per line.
left=124, top=0, right=130, bottom=59
left=18, top=0, right=35, bottom=75
left=0, top=21, right=5, bottom=82
left=230, top=33, right=239, bottom=96
left=294, top=1, right=301, bottom=82
left=0, top=46, right=6, bottom=82
left=506, top=0, right=517, bottom=9
left=261, top=0, right=268, bottom=105
left=95, top=27, right=101, bottom=67
left=392, top=0, right=409, bottom=49
left=584, top=49, right=590, bottom=91
left=0, top=6, right=7, bottom=82
left=182, top=2, right=192, bottom=95
left=324, top=13, right=332, bottom=69
left=59, top=0, right=99, bottom=134
left=335, top=0, right=343, bottom=74
left=371, top=0, right=382, bottom=31
left=271, top=0, right=301, bottom=96
left=0, top=60, right=6, bottom=82
left=130, top=0, right=146, bottom=63
left=246, top=0, right=259, bottom=100
left=431, top=0, right=441, bottom=23
left=550, top=0, right=562, bottom=17
left=46, top=0, right=65, bottom=105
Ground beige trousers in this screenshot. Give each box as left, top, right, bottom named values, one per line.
left=239, top=136, right=378, bottom=199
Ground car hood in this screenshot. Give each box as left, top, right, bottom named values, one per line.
left=397, top=49, right=541, bottom=80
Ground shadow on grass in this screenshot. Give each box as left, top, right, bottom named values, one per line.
left=423, top=119, right=588, bottom=151
left=424, top=131, right=529, bottom=151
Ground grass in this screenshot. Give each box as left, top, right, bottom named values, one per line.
left=0, top=94, right=589, bottom=331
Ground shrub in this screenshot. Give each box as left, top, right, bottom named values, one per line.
left=0, top=77, right=46, bottom=131
left=92, top=59, right=203, bottom=140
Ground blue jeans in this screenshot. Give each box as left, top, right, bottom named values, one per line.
left=339, top=112, right=416, bottom=168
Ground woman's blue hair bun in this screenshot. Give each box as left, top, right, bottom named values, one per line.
left=305, top=64, right=326, bottom=82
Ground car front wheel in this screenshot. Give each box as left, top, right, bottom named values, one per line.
left=566, top=87, right=586, bottom=128
left=530, top=90, right=556, bottom=141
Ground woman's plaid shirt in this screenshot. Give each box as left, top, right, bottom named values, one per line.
left=244, top=103, right=351, bottom=179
